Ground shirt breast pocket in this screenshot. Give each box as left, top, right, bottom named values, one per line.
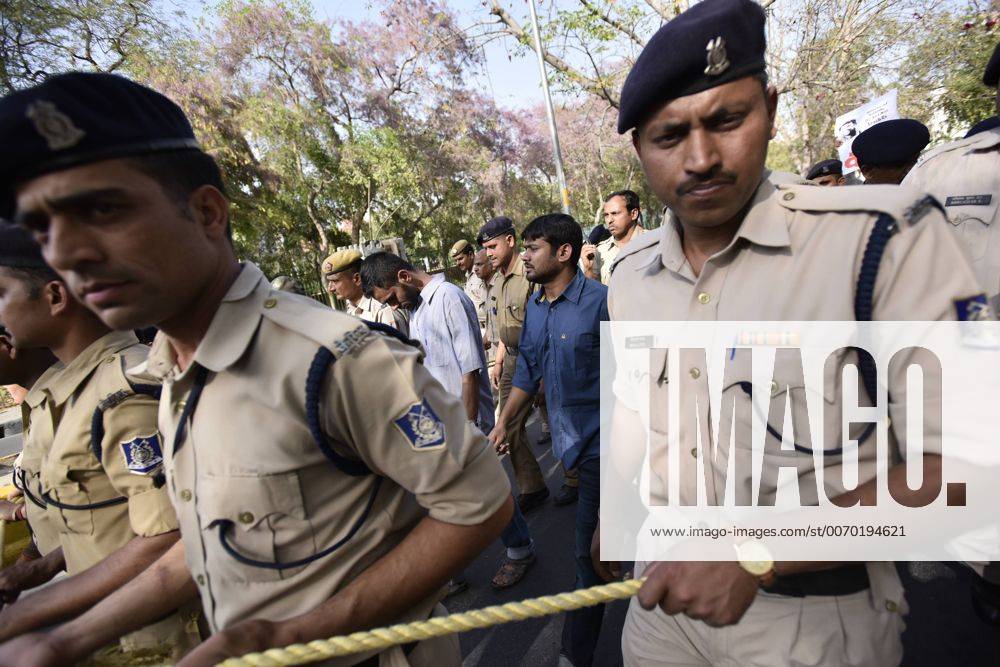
left=198, top=472, right=316, bottom=583
left=570, top=332, right=601, bottom=382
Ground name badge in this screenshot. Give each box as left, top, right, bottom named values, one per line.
left=945, top=195, right=992, bottom=207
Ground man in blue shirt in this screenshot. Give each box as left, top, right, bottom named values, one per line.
left=488, top=214, right=607, bottom=667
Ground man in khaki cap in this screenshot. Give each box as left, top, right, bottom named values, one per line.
left=323, top=248, right=410, bottom=336
left=603, top=0, right=991, bottom=665
left=581, top=190, right=645, bottom=285
left=0, top=72, right=513, bottom=667
left=0, top=225, right=200, bottom=659
left=450, top=240, right=488, bottom=340
left=479, top=217, right=549, bottom=512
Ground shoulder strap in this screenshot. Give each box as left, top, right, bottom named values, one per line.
left=305, top=347, right=372, bottom=477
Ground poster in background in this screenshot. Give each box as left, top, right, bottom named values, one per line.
left=834, top=90, right=900, bottom=175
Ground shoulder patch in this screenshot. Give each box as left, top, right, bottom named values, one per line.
left=121, top=433, right=163, bottom=474
left=393, top=399, right=446, bottom=450
left=954, top=294, right=993, bottom=322
left=776, top=183, right=942, bottom=227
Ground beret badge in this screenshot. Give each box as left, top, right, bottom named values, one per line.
left=704, top=37, right=730, bottom=76
left=26, top=100, right=85, bottom=150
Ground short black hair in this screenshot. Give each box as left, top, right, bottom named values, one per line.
left=0, top=265, right=61, bottom=299
left=522, top=214, right=583, bottom=265
left=126, top=149, right=232, bottom=238
left=605, top=189, right=641, bottom=213
left=360, top=252, right=414, bottom=293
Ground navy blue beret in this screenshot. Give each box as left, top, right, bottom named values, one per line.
left=966, top=115, right=1000, bottom=139
left=852, top=119, right=930, bottom=167
left=0, top=222, right=48, bottom=269
left=984, top=42, right=1000, bottom=87
left=805, top=158, right=843, bottom=181
left=478, top=216, right=516, bottom=243
left=617, top=0, right=766, bottom=134
left=0, top=72, right=199, bottom=203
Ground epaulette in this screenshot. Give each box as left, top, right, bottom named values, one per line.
left=776, top=183, right=944, bottom=227
left=259, top=290, right=375, bottom=352
left=609, top=228, right=661, bottom=276
left=918, top=129, right=1000, bottom=167
left=259, top=290, right=419, bottom=359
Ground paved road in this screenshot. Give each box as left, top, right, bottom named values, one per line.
left=450, top=412, right=1000, bottom=667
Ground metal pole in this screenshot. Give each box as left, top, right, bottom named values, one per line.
left=527, top=0, right=571, bottom=215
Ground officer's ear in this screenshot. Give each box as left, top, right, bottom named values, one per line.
left=187, top=185, right=230, bottom=242
left=631, top=128, right=642, bottom=159
left=764, top=85, right=778, bottom=135
left=836, top=176, right=846, bottom=186
left=44, top=280, right=71, bottom=317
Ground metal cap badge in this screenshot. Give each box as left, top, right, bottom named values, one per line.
left=704, top=37, right=730, bottom=76
left=26, top=100, right=85, bottom=150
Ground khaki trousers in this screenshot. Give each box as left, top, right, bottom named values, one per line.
left=498, top=352, right=545, bottom=495
left=622, top=586, right=904, bottom=667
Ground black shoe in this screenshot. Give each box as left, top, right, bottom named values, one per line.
left=537, top=430, right=552, bottom=446
left=518, top=487, right=550, bottom=514
left=553, top=484, right=578, bottom=506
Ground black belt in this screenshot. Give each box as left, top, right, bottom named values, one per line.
left=505, top=345, right=518, bottom=354
left=763, top=564, right=870, bottom=598
left=354, top=641, right=417, bottom=667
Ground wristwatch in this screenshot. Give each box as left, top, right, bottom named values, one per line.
left=734, top=539, right=776, bottom=587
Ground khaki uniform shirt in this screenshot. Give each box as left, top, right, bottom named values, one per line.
left=146, top=263, right=510, bottom=644
left=609, top=175, right=983, bottom=605
left=29, top=332, right=178, bottom=575
left=483, top=273, right=499, bottom=364
left=348, top=295, right=410, bottom=338
left=593, top=225, right=646, bottom=285
left=463, top=271, right=489, bottom=332
left=903, top=127, right=1000, bottom=301
left=494, top=256, right=536, bottom=351
left=17, top=364, right=64, bottom=556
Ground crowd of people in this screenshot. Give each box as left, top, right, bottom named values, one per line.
left=0, top=0, right=998, bottom=665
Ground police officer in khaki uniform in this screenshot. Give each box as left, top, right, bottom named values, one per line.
left=0, top=72, right=513, bottom=667
left=0, top=314, right=63, bottom=599
left=581, top=190, right=645, bottom=285
left=472, top=248, right=497, bottom=371
left=904, top=115, right=1000, bottom=309
left=450, top=240, right=488, bottom=340
left=602, top=1, right=989, bottom=665
left=480, top=217, right=548, bottom=511
left=0, top=226, right=200, bottom=658
left=851, top=118, right=930, bottom=185
left=804, top=158, right=845, bottom=186
left=324, top=249, right=410, bottom=336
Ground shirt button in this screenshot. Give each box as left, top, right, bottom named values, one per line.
left=177, top=400, right=187, bottom=410
left=885, top=599, right=898, bottom=613
left=782, top=192, right=795, bottom=201
left=689, top=367, right=701, bottom=379
left=179, top=489, right=192, bottom=502
left=196, top=574, right=205, bottom=586
left=263, top=298, right=277, bottom=309
left=690, top=447, right=698, bottom=458
left=238, top=511, right=255, bottom=524
left=561, top=334, right=567, bottom=340
left=104, top=356, right=116, bottom=365
left=697, top=292, right=711, bottom=305
left=769, top=381, right=780, bottom=396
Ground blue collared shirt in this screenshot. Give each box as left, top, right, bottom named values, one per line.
left=512, top=269, right=607, bottom=468
left=409, top=274, right=495, bottom=431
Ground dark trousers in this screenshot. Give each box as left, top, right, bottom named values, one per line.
left=560, top=455, right=603, bottom=666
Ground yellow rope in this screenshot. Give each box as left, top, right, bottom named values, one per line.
left=218, top=578, right=644, bottom=667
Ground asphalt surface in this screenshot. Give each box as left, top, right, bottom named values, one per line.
left=451, top=411, right=1000, bottom=667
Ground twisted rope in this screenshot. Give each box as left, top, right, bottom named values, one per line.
left=218, top=578, right=644, bottom=667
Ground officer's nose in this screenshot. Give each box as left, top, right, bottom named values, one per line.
left=45, top=216, right=105, bottom=273
left=683, top=128, right=722, bottom=177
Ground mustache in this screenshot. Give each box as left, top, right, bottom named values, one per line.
left=676, top=170, right=738, bottom=197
